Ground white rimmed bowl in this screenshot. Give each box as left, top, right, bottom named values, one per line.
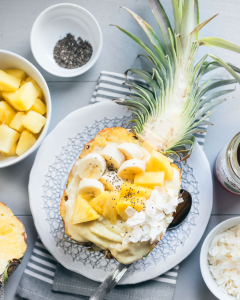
left=0, top=50, right=51, bottom=168
left=31, top=3, right=102, bottom=77
left=200, top=216, right=240, bottom=300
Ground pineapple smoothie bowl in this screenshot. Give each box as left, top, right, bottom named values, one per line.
left=0, top=50, right=51, bottom=168
left=60, top=127, right=182, bottom=264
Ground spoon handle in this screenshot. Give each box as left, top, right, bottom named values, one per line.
left=89, top=263, right=131, bottom=300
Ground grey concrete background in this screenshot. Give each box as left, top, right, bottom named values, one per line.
left=0, top=0, right=240, bottom=299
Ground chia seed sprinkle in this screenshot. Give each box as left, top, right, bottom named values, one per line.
left=53, top=33, right=93, bottom=69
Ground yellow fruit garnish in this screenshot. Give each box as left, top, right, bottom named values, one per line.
left=71, top=195, right=99, bottom=224
left=116, top=197, right=146, bottom=221
left=146, top=150, right=173, bottom=180
left=134, top=172, right=165, bottom=189
left=120, top=182, right=152, bottom=198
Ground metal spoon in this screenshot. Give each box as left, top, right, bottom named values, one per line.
left=89, top=189, right=192, bottom=300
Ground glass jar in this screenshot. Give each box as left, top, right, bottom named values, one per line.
left=215, top=132, right=240, bottom=195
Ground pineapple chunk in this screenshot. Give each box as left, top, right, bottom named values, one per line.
left=146, top=150, right=174, bottom=180
left=20, top=80, right=26, bottom=87
left=0, top=70, right=21, bottom=92
left=16, top=130, right=37, bottom=156
left=116, top=197, right=146, bottom=221
left=26, top=77, right=43, bottom=99
left=23, top=111, right=46, bottom=134
left=0, top=101, right=16, bottom=125
left=120, top=182, right=152, bottom=199
left=0, top=124, right=20, bottom=153
left=5, top=69, right=26, bottom=81
left=1, top=142, right=17, bottom=156
left=71, top=195, right=99, bottom=224
left=90, top=191, right=120, bottom=224
left=2, top=91, right=18, bottom=109
left=29, top=98, right=46, bottom=115
left=134, top=172, right=165, bottom=189
left=10, top=112, right=26, bottom=132
left=10, top=82, right=39, bottom=111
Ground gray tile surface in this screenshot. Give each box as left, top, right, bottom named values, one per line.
left=1, top=0, right=240, bottom=299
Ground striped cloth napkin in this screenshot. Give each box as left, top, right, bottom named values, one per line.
left=17, top=71, right=208, bottom=300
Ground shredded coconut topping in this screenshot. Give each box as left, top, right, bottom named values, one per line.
left=208, top=224, right=240, bottom=299
left=122, top=187, right=183, bottom=245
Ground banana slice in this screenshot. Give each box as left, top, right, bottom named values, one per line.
left=78, top=178, right=104, bottom=200
left=135, top=145, right=151, bottom=163
left=99, top=171, right=124, bottom=191
left=118, top=159, right=146, bottom=180
left=77, top=153, right=106, bottom=180
left=101, top=145, right=125, bottom=169
left=117, top=143, right=144, bottom=160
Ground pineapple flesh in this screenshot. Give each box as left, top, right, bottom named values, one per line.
left=60, top=127, right=181, bottom=264
left=0, top=202, right=27, bottom=284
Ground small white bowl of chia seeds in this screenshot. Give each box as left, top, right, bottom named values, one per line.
left=31, top=3, right=102, bottom=77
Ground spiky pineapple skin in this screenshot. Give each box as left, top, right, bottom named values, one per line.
left=60, top=127, right=180, bottom=262
left=0, top=202, right=27, bottom=284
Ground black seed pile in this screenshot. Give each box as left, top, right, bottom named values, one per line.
left=53, top=33, right=93, bottom=69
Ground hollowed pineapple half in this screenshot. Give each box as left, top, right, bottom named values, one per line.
left=0, top=202, right=27, bottom=284
left=60, top=127, right=182, bottom=264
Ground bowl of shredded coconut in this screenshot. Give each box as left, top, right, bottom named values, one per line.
left=200, top=217, right=240, bottom=300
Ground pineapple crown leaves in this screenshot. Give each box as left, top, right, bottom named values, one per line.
left=111, top=0, right=240, bottom=160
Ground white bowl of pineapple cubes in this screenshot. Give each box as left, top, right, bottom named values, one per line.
left=0, top=50, right=51, bottom=168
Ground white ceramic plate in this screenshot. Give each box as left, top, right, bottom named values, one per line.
left=29, top=101, right=213, bottom=284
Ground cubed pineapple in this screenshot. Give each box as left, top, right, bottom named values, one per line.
left=26, top=77, right=43, bottom=99
left=16, top=130, right=37, bottom=156
left=5, top=69, right=26, bottom=81
left=29, top=98, right=46, bottom=115
left=146, top=150, right=174, bottom=180
left=71, top=195, right=99, bottom=224
left=116, top=197, right=146, bottom=221
left=10, top=82, right=39, bottom=111
left=0, top=101, right=16, bottom=125
left=0, top=124, right=20, bottom=153
left=2, top=91, right=18, bottom=110
left=23, top=111, right=46, bottom=134
left=20, top=80, right=26, bottom=87
left=120, top=182, right=152, bottom=198
left=1, top=142, right=17, bottom=156
left=134, top=172, right=165, bottom=189
left=10, top=112, right=26, bottom=132
left=0, top=70, right=21, bottom=92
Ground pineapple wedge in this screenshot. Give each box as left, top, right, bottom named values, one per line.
left=134, top=172, right=165, bottom=189
left=116, top=197, right=146, bottom=221
left=120, top=182, right=152, bottom=198
left=26, top=77, right=43, bottom=99
left=16, top=130, right=37, bottom=156
left=29, top=98, right=47, bottom=115
left=71, top=195, right=99, bottom=224
left=5, top=69, right=26, bottom=82
left=10, top=112, right=26, bottom=132
left=0, top=101, right=16, bottom=125
left=23, top=111, right=46, bottom=134
left=90, top=191, right=120, bottom=224
left=9, top=82, right=39, bottom=111
left=1, top=142, right=17, bottom=156
left=2, top=91, right=18, bottom=109
left=0, top=124, right=20, bottom=153
left=0, top=202, right=27, bottom=284
left=0, top=70, right=21, bottom=92
left=146, top=150, right=174, bottom=180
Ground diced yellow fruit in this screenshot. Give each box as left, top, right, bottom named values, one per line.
left=20, top=80, right=26, bottom=87
left=116, top=197, right=146, bottom=221
left=1, top=142, right=17, bottom=156
left=23, top=111, right=46, bottom=134
left=0, top=124, right=20, bottom=153
left=146, top=150, right=174, bottom=180
left=0, top=70, right=21, bottom=92
left=0, top=101, right=16, bottom=125
left=26, top=77, right=43, bottom=99
left=29, top=98, right=46, bottom=115
left=5, top=69, right=26, bottom=81
left=120, top=182, right=152, bottom=199
left=71, top=195, right=99, bottom=224
left=16, top=130, right=37, bottom=156
left=134, top=172, right=165, bottom=189
left=90, top=191, right=120, bottom=225
left=10, top=82, right=39, bottom=111
left=2, top=91, right=18, bottom=109
left=10, top=112, right=26, bottom=132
